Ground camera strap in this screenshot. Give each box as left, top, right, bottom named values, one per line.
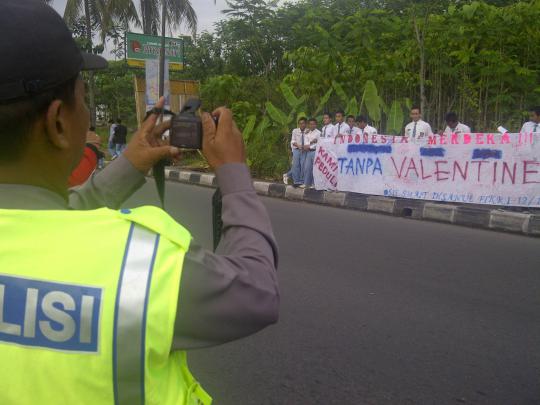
left=153, top=159, right=167, bottom=209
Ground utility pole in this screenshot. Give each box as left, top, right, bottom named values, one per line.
left=159, top=0, right=166, bottom=101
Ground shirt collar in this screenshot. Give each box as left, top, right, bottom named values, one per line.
left=0, top=184, right=68, bottom=210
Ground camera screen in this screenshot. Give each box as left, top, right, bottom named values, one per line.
left=175, top=122, right=198, bottom=136
left=170, top=118, right=203, bottom=149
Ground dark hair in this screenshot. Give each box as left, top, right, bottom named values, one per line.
left=411, top=106, right=421, bottom=112
left=308, top=117, right=318, bottom=123
left=0, top=75, right=78, bottom=162
left=356, top=115, right=367, bottom=123
left=89, top=126, right=96, bottom=131
left=346, top=115, right=355, bottom=120
left=529, top=106, right=540, bottom=115
left=116, top=118, right=122, bottom=124
left=445, top=112, right=458, bottom=122
left=335, top=109, right=345, bottom=115
left=323, top=112, right=333, bottom=119
left=298, top=117, right=307, bottom=123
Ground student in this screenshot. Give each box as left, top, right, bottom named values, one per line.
left=404, top=106, right=433, bottom=139
left=289, top=117, right=308, bottom=187
left=108, top=119, right=117, bottom=157
left=301, top=118, right=321, bottom=189
left=355, top=116, right=377, bottom=136
left=334, top=109, right=350, bottom=137
left=346, top=115, right=356, bottom=134
left=113, top=118, right=128, bottom=157
left=321, top=112, right=336, bottom=139
left=521, top=106, right=540, bottom=133
left=442, top=112, right=471, bottom=135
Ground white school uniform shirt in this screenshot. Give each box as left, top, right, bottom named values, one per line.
left=521, top=121, right=540, bottom=133
left=334, top=122, right=351, bottom=136
left=404, top=119, right=433, bottom=139
left=304, top=129, right=321, bottom=150
left=443, top=122, right=471, bottom=135
left=355, top=125, right=378, bottom=136
left=321, top=124, right=336, bottom=138
left=108, top=123, right=117, bottom=143
left=290, top=128, right=307, bottom=150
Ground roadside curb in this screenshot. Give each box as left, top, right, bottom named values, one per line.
left=163, top=168, right=540, bottom=238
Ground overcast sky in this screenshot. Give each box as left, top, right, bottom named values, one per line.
left=49, top=0, right=230, bottom=36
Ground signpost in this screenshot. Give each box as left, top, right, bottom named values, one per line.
left=126, top=32, right=185, bottom=71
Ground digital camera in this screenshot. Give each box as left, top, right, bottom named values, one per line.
left=169, top=98, right=203, bottom=150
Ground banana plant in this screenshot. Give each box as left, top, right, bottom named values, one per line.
left=332, top=80, right=349, bottom=103
left=345, top=97, right=359, bottom=117
left=314, top=88, right=334, bottom=117
left=242, top=114, right=257, bottom=142
left=386, top=100, right=405, bottom=135
left=264, top=81, right=309, bottom=135
left=265, top=101, right=290, bottom=127
left=359, top=80, right=384, bottom=127
left=280, top=82, right=307, bottom=110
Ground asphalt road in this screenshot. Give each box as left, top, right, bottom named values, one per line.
left=125, top=180, right=540, bottom=405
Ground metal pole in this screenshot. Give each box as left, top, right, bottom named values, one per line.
left=153, top=0, right=168, bottom=211
left=158, top=0, right=166, bottom=100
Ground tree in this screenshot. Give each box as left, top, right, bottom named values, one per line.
left=113, top=0, right=197, bottom=35
left=94, top=61, right=138, bottom=124
left=53, top=0, right=115, bottom=127
left=221, top=0, right=284, bottom=98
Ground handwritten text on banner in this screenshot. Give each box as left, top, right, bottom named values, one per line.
left=313, top=133, right=540, bottom=207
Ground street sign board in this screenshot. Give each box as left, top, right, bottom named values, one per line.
left=126, top=32, right=184, bottom=70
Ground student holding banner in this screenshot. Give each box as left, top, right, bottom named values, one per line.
left=301, top=118, right=321, bottom=189
left=404, top=106, right=433, bottom=140
left=321, top=113, right=336, bottom=139
left=443, top=112, right=471, bottom=135
left=346, top=115, right=356, bottom=134
left=521, top=106, right=540, bottom=133
left=334, top=110, right=351, bottom=138
left=355, top=116, right=378, bottom=136
left=289, top=117, right=308, bottom=187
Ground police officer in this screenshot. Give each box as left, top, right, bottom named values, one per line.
left=0, top=1, right=279, bottom=404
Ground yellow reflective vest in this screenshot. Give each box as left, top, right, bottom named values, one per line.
left=0, top=206, right=211, bottom=405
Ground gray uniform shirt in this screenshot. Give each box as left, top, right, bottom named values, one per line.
left=0, top=155, right=279, bottom=350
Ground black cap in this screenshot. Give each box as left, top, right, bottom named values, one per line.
left=0, top=0, right=108, bottom=103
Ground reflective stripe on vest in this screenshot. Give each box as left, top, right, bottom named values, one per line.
left=113, top=224, right=160, bottom=405
left=0, top=207, right=211, bottom=404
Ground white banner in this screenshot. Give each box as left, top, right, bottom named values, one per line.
left=145, top=59, right=170, bottom=108
left=314, top=133, right=540, bottom=207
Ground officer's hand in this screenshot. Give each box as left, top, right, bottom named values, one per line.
left=201, top=107, right=246, bottom=170
left=123, top=97, right=181, bottom=173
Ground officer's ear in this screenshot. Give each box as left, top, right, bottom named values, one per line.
left=44, top=99, right=70, bottom=150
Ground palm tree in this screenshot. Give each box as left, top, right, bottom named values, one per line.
left=115, top=0, right=198, bottom=36
left=44, top=0, right=199, bottom=124
left=44, top=0, right=131, bottom=126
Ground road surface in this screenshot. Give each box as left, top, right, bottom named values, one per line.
left=125, top=180, right=540, bottom=405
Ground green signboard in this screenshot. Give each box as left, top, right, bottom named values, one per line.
left=126, top=32, right=184, bottom=71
